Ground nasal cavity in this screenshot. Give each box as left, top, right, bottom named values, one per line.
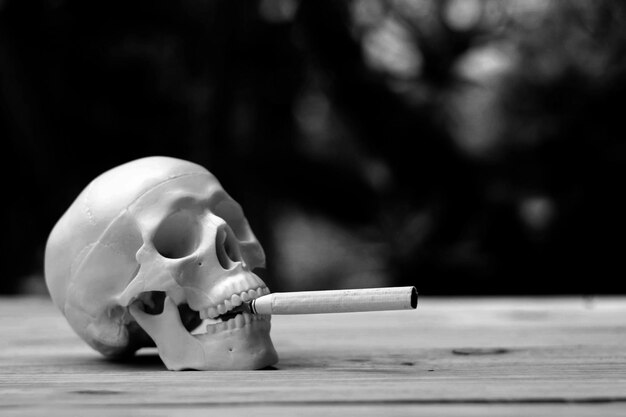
left=216, top=228, right=242, bottom=270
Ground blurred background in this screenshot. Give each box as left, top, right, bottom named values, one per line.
left=2, top=0, right=626, bottom=296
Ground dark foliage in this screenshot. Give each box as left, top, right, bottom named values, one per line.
left=2, top=0, right=626, bottom=294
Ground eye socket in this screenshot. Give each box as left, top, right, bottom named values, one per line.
left=153, top=211, right=201, bottom=259
left=213, top=200, right=252, bottom=241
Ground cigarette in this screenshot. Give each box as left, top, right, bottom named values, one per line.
left=235, top=286, right=417, bottom=315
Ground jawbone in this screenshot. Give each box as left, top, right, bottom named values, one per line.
left=129, top=296, right=278, bottom=370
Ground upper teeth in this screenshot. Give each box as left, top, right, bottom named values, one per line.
left=200, top=286, right=269, bottom=319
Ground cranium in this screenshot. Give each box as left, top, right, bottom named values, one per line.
left=44, top=156, right=278, bottom=370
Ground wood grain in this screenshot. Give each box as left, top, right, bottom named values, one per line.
left=1, top=296, right=625, bottom=416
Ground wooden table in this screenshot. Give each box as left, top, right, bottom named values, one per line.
left=1, top=296, right=625, bottom=416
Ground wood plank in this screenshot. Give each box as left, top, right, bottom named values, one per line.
left=1, top=296, right=625, bottom=416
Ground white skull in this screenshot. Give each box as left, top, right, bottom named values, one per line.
left=44, top=156, right=278, bottom=370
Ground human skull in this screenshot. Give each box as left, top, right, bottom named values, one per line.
left=44, top=156, right=278, bottom=370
